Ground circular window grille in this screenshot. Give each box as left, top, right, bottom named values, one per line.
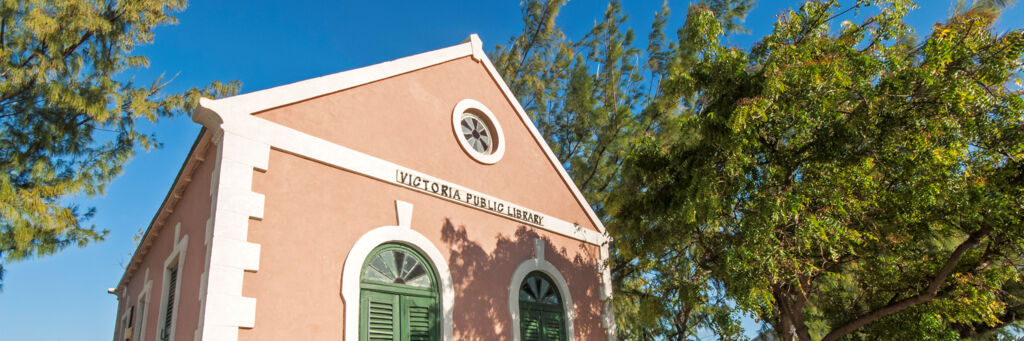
left=452, top=99, right=505, bottom=164
left=459, top=113, right=493, bottom=154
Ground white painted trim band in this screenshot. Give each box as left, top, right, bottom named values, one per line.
left=202, top=44, right=474, bottom=117
left=220, top=110, right=604, bottom=245
left=195, top=131, right=268, bottom=341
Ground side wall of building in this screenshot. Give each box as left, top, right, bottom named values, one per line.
left=115, top=141, right=217, bottom=341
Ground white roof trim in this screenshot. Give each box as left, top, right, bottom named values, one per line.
left=198, top=34, right=607, bottom=235
left=471, top=38, right=609, bottom=235
left=207, top=43, right=474, bottom=117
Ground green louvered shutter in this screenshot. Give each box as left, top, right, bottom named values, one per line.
left=519, top=272, right=567, bottom=341
left=520, top=309, right=542, bottom=341
left=541, top=310, right=565, bottom=341
left=361, top=290, right=400, bottom=341
left=360, top=244, right=440, bottom=341
left=402, top=295, right=437, bottom=341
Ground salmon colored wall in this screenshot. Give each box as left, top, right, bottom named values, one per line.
left=252, top=56, right=598, bottom=233
left=240, top=150, right=606, bottom=340
left=118, top=142, right=216, bottom=341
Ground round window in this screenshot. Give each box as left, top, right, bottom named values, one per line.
left=459, top=112, right=494, bottom=154
left=452, top=99, right=505, bottom=164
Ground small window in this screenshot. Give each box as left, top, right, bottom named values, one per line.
left=452, top=99, right=505, bottom=164
left=133, top=297, right=147, bottom=341
left=160, top=264, right=179, bottom=341
left=122, top=305, right=134, bottom=341
left=158, top=234, right=187, bottom=341
left=519, top=272, right=566, bottom=341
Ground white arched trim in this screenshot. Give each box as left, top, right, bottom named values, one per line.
left=341, top=200, right=454, bottom=341
left=509, top=239, right=575, bottom=341
left=452, top=98, right=506, bottom=164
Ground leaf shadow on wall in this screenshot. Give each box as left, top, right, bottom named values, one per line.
left=441, top=218, right=605, bottom=340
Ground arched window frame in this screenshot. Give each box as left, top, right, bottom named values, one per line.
left=451, top=98, right=506, bottom=164
left=359, top=243, right=439, bottom=296
left=509, top=239, right=575, bottom=341
left=341, top=200, right=454, bottom=340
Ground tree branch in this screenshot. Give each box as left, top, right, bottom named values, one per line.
left=821, top=224, right=995, bottom=341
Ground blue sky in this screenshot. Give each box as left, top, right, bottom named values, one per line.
left=1, top=1, right=1022, bottom=340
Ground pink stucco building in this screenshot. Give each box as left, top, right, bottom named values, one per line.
left=111, top=35, right=615, bottom=341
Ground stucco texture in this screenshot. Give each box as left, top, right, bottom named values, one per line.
left=118, top=138, right=216, bottom=341
left=238, top=57, right=608, bottom=340
left=252, top=56, right=598, bottom=233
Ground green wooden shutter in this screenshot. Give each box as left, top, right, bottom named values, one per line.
left=361, top=290, right=400, bottom=341
left=402, top=295, right=437, bottom=341
left=541, top=310, right=565, bottom=341
left=520, top=305, right=567, bottom=341
left=519, top=272, right=567, bottom=341
left=360, top=245, right=440, bottom=341
left=520, top=309, right=542, bottom=341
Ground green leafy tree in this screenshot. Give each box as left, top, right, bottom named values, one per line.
left=0, top=0, right=238, bottom=287
left=493, top=0, right=753, bottom=339
left=615, top=0, right=1024, bottom=340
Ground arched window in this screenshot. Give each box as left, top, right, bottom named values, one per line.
left=359, top=243, right=440, bottom=341
left=519, top=272, right=566, bottom=341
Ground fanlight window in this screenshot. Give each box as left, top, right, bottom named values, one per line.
left=520, top=274, right=561, bottom=305
left=362, top=249, right=431, bottom=288
left=518, top=272, right=567, bottom=341
left=359, top=244, right=439, bottom=341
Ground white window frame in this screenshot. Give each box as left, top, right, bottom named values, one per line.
left=156, top=224, right=188, bottom=341
left=509, top=238, right=575, bottom=341
left=117, top=303, right=129, bottom=341
left=341, top=200, right=455, bottom=341
left=452, top=98, right=506, bottom=164
left=130, top=268, right=153, bottom=341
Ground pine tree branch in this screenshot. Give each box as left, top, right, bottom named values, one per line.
left=513, top=1, right=560, bottom=80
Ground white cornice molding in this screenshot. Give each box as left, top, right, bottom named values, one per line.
left=116, top=130, right=215, bottom=292
left=200, top=43, right=474, bottom=118
left=464, top=33, right=485, bottom=62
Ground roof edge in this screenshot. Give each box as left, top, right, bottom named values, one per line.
left=115, top=128, right=214, bottom=291
left=199, top=36, right=478, bottom=119
left=472, top=41, right=609, bottom=235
